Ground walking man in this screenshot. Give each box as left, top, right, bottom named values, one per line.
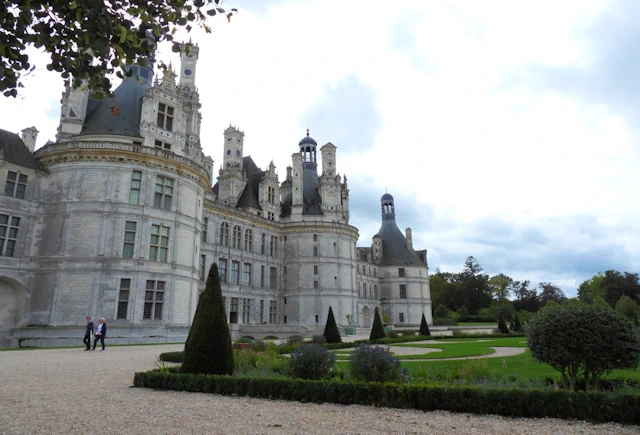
left=83, top=316, right=94, bottom=351
left=92, top=318, right=107, bottom=351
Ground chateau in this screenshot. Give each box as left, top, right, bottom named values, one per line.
left=0, top=46, right=432, bottom=347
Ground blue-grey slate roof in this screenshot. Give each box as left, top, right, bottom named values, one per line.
left=0, top=129, right=45, bottom=171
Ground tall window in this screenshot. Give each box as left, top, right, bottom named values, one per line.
left=117, top=279, right=130, bottom=319
left=313, top=246, right=318, bottom=257
left=314, top=281, right=319, bottom=289
left=157, top=103, right=174, bottom=131
left=260, top=265, right=265, bottom=287
left=398, top=268, right=405, bottom=277
left=313, top=234, right=317, bottom=241
left=244, top=229, right=253, bottom=252
left=269, top=301, right=277, bottom=323
left=373, top=268, right=377, bottom=277
left=270, top=236, right=278, bottom=256
left=154, top=176, right=173, bottom=210
left=267, top=186, right=275, bottom=204
left=0, top=214, right=20, bottom=257
left=201, top=217, right=208, bottom=243
left=129, top=171, right=141, bottom=205
left=269, top=267, right=277, bottom=289
left=4, top=171, right=27, bottom=199
left=230, top=297, right=238, bottom=323
left=399, top=313, right=405, bottom=323
left=242, top=298, right=251, bottom=323
left=218, top=258, right=228, bottom=283
left=231, top=261, right=240, bottom=285
left=232, top=225, right=241, bottom=249
left=400, top=284, right=407, bottom=299
left=314, top=265, right=318, bottom=275
left=243, top=263, right=252, bottom=286
left=374, top=284, right=378, bottom=299
left=363, top=283, right=367, bottom=298
left=260, top=233, right=266, bottom=254
left=260, top=300, right=265, bottom=324
left=149, top=224, right=169, bottom=262
left=200, top=255, right=206, bottom=281
left=143, top=280, right=165, bottom=320
left=219, top=223, right=229, bottom=247
left=122, top=221, right=137, bottom=259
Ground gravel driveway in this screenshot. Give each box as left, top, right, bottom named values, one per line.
left=0, top=344, right=636, bottom=434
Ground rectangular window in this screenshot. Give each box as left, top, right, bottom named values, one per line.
left=398, top=268, right=405, bottom=277
left=374, top=284, right=378, bottom=299
left=314, top=281, right=319, bottom=289
left=200, top=255, right=206, bottom=281
left=219, top=223, right=229, bottom=247
left=157, top=103, right=174, bottom=131
left=260, top=300, right=264, bottom=324
left=242, top=298, right=251, bottom=324
left=313, top=246, right=318, bottom=257
left=260, top=233, right=266, bottom=254
left=0, top=214, right=20, bottom=257
left=399, top=313, right=405, bottom=323
left=313, top=234, right=317, bottom=241
left=269, top=267, right=277, bottom=290
left=267, top=186, right=275, bottom=204
left=149, top=224, right=169, bottom=262
left=363, top=282, right=367, bottom=299
left=314, top=265, right=318, bottom=275
left=400, top=284, right=407, bottom=299
left=143, top=280, right=165, bottom=320
left=269, top=301, right=277, bottom=323
left=202, top=217, right=208, bottom=243
left=373, top=268, right=377, bottom=277
left=230, top=297, right=238, bottom=323
left=117, top=279, right=130, bottom=320
left=243, top=263, right=251, bottom=286
left=244, top=229, right=253, bottom=252
left=122, top=221, right=136, bottom=259
left=154, top=139, right=171, bottom=150
left=232, top=225, right=241, bottom=249
left=231, top=261, right=240, bottom=285
left=218, top=258, right=228, bottom=283
left=153, top=176, right=173, bottom=210
left=4, top=171, right=27, bottom=199
left=260, top=265, right=265, bottom=287
left=129, top=171, right=141, bottom=205
left=270, top=236, right=278, bottom=256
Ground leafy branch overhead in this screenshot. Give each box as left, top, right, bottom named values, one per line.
left=1, top=0, right=237, bottom=97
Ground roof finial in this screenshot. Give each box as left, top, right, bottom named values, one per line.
left=385, top=186, right=388, bottom=193
left=306, top=128, right=309, bottom=137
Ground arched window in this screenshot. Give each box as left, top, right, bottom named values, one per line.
left=244, top=229, right=253, bottom=252
left=232, top=225, right=241, bottom=249
left=219, top=222, right=229, bottom=247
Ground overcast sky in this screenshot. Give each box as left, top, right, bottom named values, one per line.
left=2, top=0, right=639, bottom=297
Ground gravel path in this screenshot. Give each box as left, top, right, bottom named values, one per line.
left=0, top=344, right=636, bottom=434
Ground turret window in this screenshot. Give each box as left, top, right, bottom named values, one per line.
left=129, top=171, right=141, bottom=205
left=157, top=103, right=174, bottom=131
left=154, top=176, right=173, bottom=210
left=202, top=217, right=208, bottom=243
left=270, top=236, right=278, bottom=256
left=268, top=186, right=275, bottom=204
left=149, top=224, right=170, bottom=262
left=143, top=280, right=165, bottom=320
left=260, top=233, right=266, bottom=254
left=122, top=221, right=137, bottom=259
left=154, top=140, right=171, bottom=150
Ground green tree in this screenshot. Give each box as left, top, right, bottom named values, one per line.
left=615, top=295, right=639, bottom=321
left=459, top=256, right=491, bottom=314
left=181, top=263, right=235, bottom=375
left=488, top=273, right=513, bottom=301
left=369, top=308, right=386, bottom=340
left=528, top=302, right=640, bottom=391
left=513, top=313, right=523, bottom=332
left=323, top=306, right=342, bottom=344
left=2, top=0, right=237, bottom=97
left=419, top=313, right=431, bottom=336
left=577, top=272, right=605, bottom=304
left=497, top=315, right=509, bottom=334
left=433, top=304, right=449, bottom=319
left=488, top=300, right=515, bottom=322
left=538, top=282, right=566, bottom=305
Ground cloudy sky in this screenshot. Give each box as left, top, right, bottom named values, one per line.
left=2, top=0, right=639, bottom=297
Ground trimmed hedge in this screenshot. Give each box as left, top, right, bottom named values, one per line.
left=133, top=370, right=640, bottom=423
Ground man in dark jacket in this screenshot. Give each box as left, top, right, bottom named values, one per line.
left=83, top=317, right=94, bottom=351
left=92, top=318, right=107, bottom=351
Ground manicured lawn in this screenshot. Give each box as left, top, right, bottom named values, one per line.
left=456, top=322, right=498, bottom=326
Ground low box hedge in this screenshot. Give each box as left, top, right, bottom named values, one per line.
left=133, top=370, right=640, bottom=424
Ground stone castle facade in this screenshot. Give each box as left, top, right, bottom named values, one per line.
left=0, top=46, right=432, bottom=347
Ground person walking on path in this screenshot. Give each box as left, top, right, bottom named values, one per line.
left=83, top=317, right=94, bottom=351
left=92, top=318, right=107, bottom=351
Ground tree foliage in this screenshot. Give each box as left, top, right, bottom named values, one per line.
left=615, top=295, right=639, bottom=321
left=419, top=313, right=431, bottom=336
left=323, top=306, right=342, bottom=344
left=527, top=302, right=640, bottom=391
left=488, top=273, right=513, bottom=301
left=181, top=263, right=235, bottom=375
left=1, top=0, right=237, bottom=97
left=370, top=308, right=386, bottom=340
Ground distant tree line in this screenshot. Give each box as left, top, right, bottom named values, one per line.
left=431, top=256, right=640, bottom=325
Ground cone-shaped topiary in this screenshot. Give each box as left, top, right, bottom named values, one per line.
left=370, top=308, right=386, bottom=340
left=181, top=264, right=235, bottom=375
left=514, top=313, right=523, bottom=332
left=419, top=313, right=431, bottom=336
left=498, top=314, right=509, bottom=334
left=323, top=306, right=342, bottom=343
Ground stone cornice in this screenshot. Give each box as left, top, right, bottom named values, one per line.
left=34, top=140, right=211, bottom=189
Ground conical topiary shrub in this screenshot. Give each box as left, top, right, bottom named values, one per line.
left=323, top=306, right=342, bottom=343
left=370, top=308, right=386, bottom=340
left=181, top=264, right=235, bottom=375
left=419, top=313, right=431, bottom=337
left=497, top=314, right=509, bottom=334
left=514, top=313, right=523, bottom=332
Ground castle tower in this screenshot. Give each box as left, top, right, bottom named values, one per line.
left=217, top=125, right=246, bottom=205
left=320, top=142, right=336, bottom=176
left=179, top=42, right=199, bottom=91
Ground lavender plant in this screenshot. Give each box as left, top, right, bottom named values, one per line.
left=289, top=344, right=336, bottom=380
left=349, top=344, right=407, bottom=383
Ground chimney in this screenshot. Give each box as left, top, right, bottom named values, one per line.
left=21, top=127, right=39, bottom=153
left=405, top=227, right=413, bottom=250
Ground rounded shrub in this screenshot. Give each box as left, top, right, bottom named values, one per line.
left=310, top=334, right=326, bottom=345
left=289, top=344, right=336, bottom=380
left=285, top=335, right=304, bottom=346
left=387, top=330, right=399, bottom=339
left=349, top=344, right=407, bottom=383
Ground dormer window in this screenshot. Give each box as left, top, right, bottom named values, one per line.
left=157, top=103, right=174, bottom=131
left=155, top=140, right=171, bottom=151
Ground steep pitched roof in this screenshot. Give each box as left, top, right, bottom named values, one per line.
left=212, top=156, right=265, bottom=211
left=0, top=129, right=45, bottom=171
